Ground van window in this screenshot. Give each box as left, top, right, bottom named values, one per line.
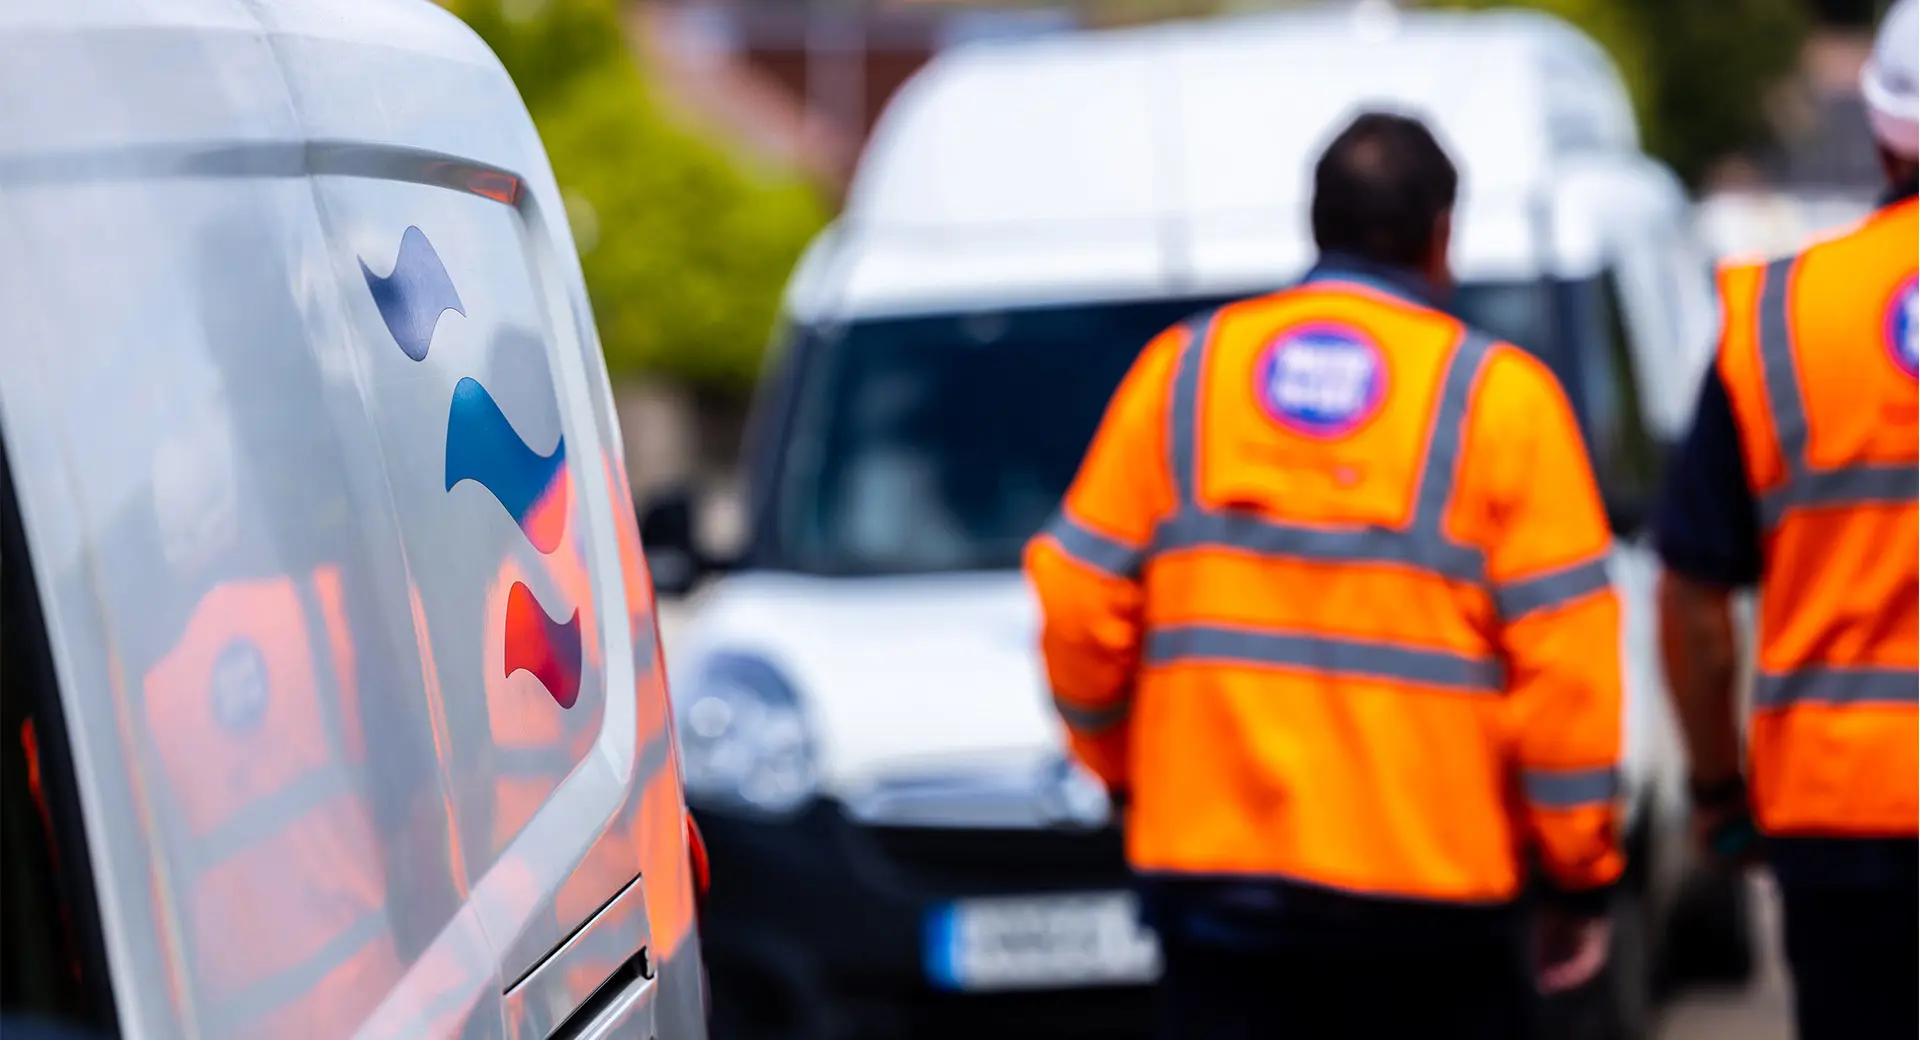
left=757, top=277, right=1654, bottom=576
left=768, top=297, right=1231, bottom=575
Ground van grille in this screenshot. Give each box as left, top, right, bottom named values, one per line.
left=859, top=823, right=1128, bottom=894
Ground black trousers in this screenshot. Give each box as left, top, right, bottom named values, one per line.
left=1153, top=935, right=1536, bottom=1040
left=1780, top=883, right=1919, bottom=1040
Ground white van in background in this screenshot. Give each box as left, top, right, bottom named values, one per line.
left=647, top=6, right=1748, bottom=1038
left=0, top=2, right=705, bottom=1037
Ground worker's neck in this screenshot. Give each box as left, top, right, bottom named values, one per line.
left=1304, top=251, right=1444, bottom=309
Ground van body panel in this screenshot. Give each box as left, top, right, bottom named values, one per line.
left=0, top=1, right=702, bottom=1035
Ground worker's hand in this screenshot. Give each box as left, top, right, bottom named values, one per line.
left=1687, top=774, right=1763, bottom=873
left=1532, top=909, right=1611, bottom=995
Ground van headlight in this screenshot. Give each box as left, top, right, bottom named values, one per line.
left=676, top=651, right=819, bottom=816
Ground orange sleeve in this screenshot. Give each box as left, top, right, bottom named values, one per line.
left=1468, top=346, right=1625, bottom=893
left=1023, top=324, right=1184, bottom=788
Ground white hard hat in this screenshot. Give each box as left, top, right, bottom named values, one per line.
left=1862, top=0, right=1919, bottom=158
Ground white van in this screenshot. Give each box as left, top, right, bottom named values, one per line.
left=648, top=7, right=1747, bottom=1038
left=0, top=2, right=705, bottom=1038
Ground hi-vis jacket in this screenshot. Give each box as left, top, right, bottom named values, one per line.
left=1715, top=196, right=1919, bottom=838
left=141, top=569, right=401, bottom=1038
left=1026, top=269, right=1625, bottom=903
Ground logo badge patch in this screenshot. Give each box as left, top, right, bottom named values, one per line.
left=209, top=638, right=270, bottom=734
left=1256, top=324, right=1387, bottom=437
left=1887, top=277, right=1918, bottom=380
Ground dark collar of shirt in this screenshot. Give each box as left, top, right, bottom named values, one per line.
left=1298, top=252, right=1447, bottom=311
left=1882, top=176, right=1918, bottom=208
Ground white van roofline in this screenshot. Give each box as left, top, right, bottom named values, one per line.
left=787, top=5, right=1680, bottom=324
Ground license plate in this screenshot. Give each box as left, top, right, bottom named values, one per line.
left=924, top=891, right=1162, bottom=992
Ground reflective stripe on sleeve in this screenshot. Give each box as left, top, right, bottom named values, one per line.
left=1042, top=512, right=1147, bottom=581
left=1754, top=667, right=1919, bottom=710
left=1493, top=555, right=1612, bottom=621
left=1053, top=694, right=1131, bottom=734
left=1521, top=766, right=1619, bottom=809
left=1145, top=624, right=1505, bottom=694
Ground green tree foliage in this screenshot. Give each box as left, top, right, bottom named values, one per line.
left=1426, top=0, right=1809, bottom=185
left=447, top=0, right=829, bottom=390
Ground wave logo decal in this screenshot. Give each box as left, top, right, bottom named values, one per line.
left=444, top=377, right=570, bottom=555
left=365, top=223, right=583, bottom=711
left=504, top=580, right=583, bottom=709
left=361, top=226, right=465, bottom=362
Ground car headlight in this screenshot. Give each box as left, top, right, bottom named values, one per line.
left=676, top=651, right=819, bottom=816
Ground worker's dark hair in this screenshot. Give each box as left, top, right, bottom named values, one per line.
left=1311, top=111, right=1459, bottom=269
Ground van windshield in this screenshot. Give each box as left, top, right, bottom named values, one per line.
left=764, top=281, right=1580, bottom=576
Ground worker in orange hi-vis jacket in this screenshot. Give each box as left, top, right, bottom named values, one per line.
left=1653, top=4, right=1918, bottom=1038
left=1025, top=112, right=1623, bottom=1040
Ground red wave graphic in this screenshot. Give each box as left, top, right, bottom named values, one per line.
left=504, top=580, right=583, bottom=709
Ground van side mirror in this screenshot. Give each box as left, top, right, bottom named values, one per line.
left=639, top=488, right=705, bottom=598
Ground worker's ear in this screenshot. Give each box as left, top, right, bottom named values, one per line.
left=1426, top=209, right=1455, bottom=293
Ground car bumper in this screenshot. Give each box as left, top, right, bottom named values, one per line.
left=693, top=800, right=1154, bottom=1040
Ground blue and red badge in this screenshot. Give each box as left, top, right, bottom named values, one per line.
left=1887, top=276, right=1918, bottom=379
left=1255, top=323, right=1388, bottom=438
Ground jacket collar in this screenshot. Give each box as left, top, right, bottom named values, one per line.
left=1298, top=252, right=1446, bottom=310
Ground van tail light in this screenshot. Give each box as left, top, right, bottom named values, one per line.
left=686, top=809, right=710, bottom=901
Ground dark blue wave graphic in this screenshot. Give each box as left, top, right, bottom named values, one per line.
left=361, top=226, right=464, bottom=362
left=445, top=377, right=569, bottom=554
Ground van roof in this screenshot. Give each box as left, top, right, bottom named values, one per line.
left=792, top=4, right=1665, bottom=322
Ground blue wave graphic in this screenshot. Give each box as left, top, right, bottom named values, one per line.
left=445, top=377, right=568, bottom=553
left=361, top=226, right=464, bottom=362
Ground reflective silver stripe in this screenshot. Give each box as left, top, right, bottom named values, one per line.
left=190, top=762, right=355, bottom=875
left=1754, top=667, right=1919, bottom=709
left=1053, top=693, right=1131, bottom=733
left=497, top=744, right=579, bottom=778
left=1043, top=512, right=1146, bottom=580
left=1494, top=556, right=1612, bottom=621
left=1154, top=509, right=1487, bottom=581
left=1753, top=256, right=1916, bottom=527
left=1145, top=624, right=1505, bottom=693
left=1760, top=463, right=1918, bottom=527
left=1167, top=309, right=1217, bottom=505
left=1151, top=327, right=1496, bottom=590
left=1757, top=257, right=1807, bottom=468
left=1521, top=766, right=1619, bottom=809
left=204, top=909, right=390, bottom=1038
left=1408, top=331, right=1496, bottom=539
